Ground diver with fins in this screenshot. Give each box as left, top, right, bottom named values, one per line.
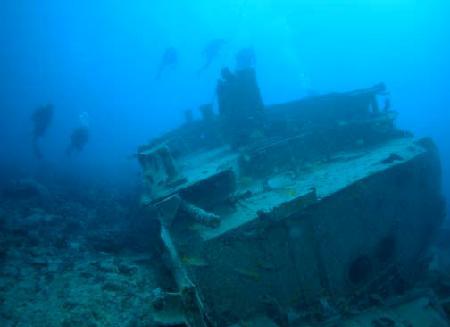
left=66, top=112, right=90, bottom=156
left=155, top=46, right=178, bottom=79
left=31, top=104, right=54, bottom=159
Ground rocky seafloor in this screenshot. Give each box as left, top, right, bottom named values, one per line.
left=0, top=178, right=174, bottom=327
left=1, top=177, right=450, bottom=326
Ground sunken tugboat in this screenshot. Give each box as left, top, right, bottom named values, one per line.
left=137, top=68, right=446, bottom=326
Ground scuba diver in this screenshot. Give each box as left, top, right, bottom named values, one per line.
left=198, top=38, right=227, bottom=73
left=31, top=104, right=54, bottom=159
left=155, top=46, right=178, bottom=80
left=66, top=112, right=90, bottom=156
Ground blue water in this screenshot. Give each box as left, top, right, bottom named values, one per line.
left=1, top=0, right=449, bottom=213
left=1, top=2, right=450, bottom=325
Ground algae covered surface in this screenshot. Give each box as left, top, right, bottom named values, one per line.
left=0, top=184, right=170, bottom=327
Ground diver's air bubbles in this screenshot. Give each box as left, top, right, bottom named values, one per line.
left=79, top=112, right=90, bottom=128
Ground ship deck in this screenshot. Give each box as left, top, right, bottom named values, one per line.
left=197, top=137, right=426, bottom=240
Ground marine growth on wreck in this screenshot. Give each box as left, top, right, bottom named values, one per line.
left=136, top=67, right=447, bottom=326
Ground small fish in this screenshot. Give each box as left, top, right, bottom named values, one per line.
left=286, top=188, right=297, bottom=197
left=239, top=176, right=253, bottom=188
left=255, top=259, right=277, bottom=271
left=181, top=255, right=208, bottom=267
left=273, top=187, right=297, bottom=197
left=249, top=130, right=264, bottom=140
left=188, top=223, right=204, bottom=232
left=234, top=268, right=260, bottom=281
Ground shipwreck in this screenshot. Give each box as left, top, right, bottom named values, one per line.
left=137, top=68, right=446, bottom=326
